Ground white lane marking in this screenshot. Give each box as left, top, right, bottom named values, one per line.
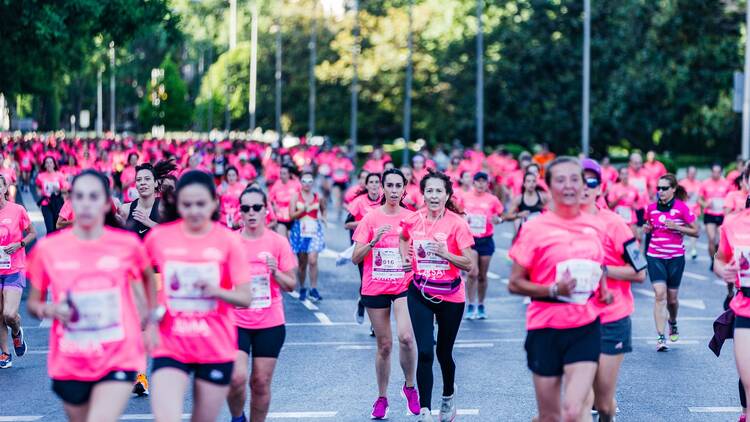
left=337, top=345, right=374, bottom=350
left=683, top=271, right=708, bottom=281
left=500, top=278, right=509, bottom=285
left=501, top=232, right=513, bottom=239
left=287, top=322, right=359, bottom=326
left=0, top=417, right=42, bottom=421
left=288, top=291, right=300, bottom=299
left=314, top=312, right=333, bottom=325
left=715, top=279, right=727, bottom=286
left=319, top=248, right=339, bottom=259
left=119, top=413, right=339, bottom=420
left=688, top=407, right=742, bottom=413
left=39, top=318, right=51, bottom=328
left=430, top=409, right=480, bottom=416
left=27, top=210, right=44, bottom=223
left=454, top=342, right=494, bottom=348
left=487, top=271, right=500, bottom=280
left=120, top=415, right=189, bottom=420
left=301, top=300, right=319, bottom=311
left=633, top=288, right=705, bottom=309
left=644, top=340, right=699, bottom=345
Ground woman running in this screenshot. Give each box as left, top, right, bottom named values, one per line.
left=118, top=160, right=176, bottom=240
left=219, top=166, right=247, bottom=230
left=606, top=167, right=641, bottom=237
left=145, top=170, right=252, bottom=422
left=352, top=169, right=420, bottom=419
left=644, top=174, right=699, bottom=351
left=399, top=170, right=474, bottom=422
left=36, top=156, right=66, bottom=234
left=26, top=169, right=159, bottom=422
left=461, top=172, right=503, bottom=320
left=508, top=157, right=611, bottom=422
left=0, top=174, right=36, bottom=369
left=120, top=152, right=140, bottom=202
left=700, top=164, right=731, bottom=271
left=228, top=187, right=298, bottom=422
left=580, top=159, right=646, bottom=422
left=269, top=166, right=301, bottom=237
left=289, top=171, right=326, bottom=302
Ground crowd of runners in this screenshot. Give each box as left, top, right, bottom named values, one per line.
left=1, top=133, right=750, bottom=421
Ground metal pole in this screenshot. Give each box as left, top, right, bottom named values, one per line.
left=582, top=0, right=591, bottom=157
left=109, top=42, right=115, bottom=134
left=207, top=46, right=214, bottom=131
left=96, top=68, right=103, bottom=137
left=275, top=15, right=283, bottom=143
left=743, top=0, right=750, bottom=160
left=476, top=0, right=484, bottom=151
left=350, top=0, right=359, bottom=155
left=309, top=1, right=318, bottom=137
left=229, top=0, right=237, bottom=50
left=402, top=0, right=413, bottom=164
left=249, top=1, right=258, bottom=131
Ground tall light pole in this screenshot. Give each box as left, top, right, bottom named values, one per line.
left=275, top=15, right=283, bottom=143
left=402, top=0, right=414, bottom=164
left=743, top=0, right=750, bottom=160
left=476, top=0, right=484, bottom=151
left=582, top=0, right=591, bottom=157
left=109, top=42, right=116, bottom=134
left=350, top=0, right=359, bottom=155
left=249, top=1, right=258, bottom=131
left=225, top=0, right=238, bottom=132
left=96, top=67, right=103, bottom=137
left=309, top=1, right=318, bottom=137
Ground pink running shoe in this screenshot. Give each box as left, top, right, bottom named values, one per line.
left=402, top=384, right=421, bottom=415
left=371, top=397, right=389, bottom=420
left=739, top=414, right=746, bottom=422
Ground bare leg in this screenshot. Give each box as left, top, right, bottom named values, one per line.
left=477, top=255, right=491, bottom=305
left=86, top=381, right=133, bottom=422
left=308, top=252, right=319, bottom=289
left=249, top=357, right=278, bottom=422
left=297, top=253, right=308, bottom=289
left=228, top=351, right=249, bottom=418
left=393, top=297, right=416, bottom=387
left=562, top=362, right=598, bottom=422
left=192, top=378, right=231, bottom=422
left=533, top=375, right=562, bottom=422
left=666, top=288, right=679, bottom=325
left=593, top=354, right=625, bottom=421
left=151, top=368, right=190, bottom=422
left=652, top=283, right=667, bottom=336
left=368, top=307, right=393, bottom=397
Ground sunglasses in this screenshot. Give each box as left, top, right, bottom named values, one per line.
left=584, top=178, right=600, bottom=189
left=656, top=186, right=672, bottom=191
left=240, top=204, right=264, bottom=213
left=301, top=179, right=314, bottom=184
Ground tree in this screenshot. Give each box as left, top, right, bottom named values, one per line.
left=139, top=56, right=193, bottom=130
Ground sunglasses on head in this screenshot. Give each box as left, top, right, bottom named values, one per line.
left=656, top=186, right=672, bottom=191
left=585, top=178, right=600, bottom=189
left=240, top=204, right=264, bottom=213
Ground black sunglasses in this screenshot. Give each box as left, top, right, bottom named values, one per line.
left=585, top=178, right=600, bottom=189
left=656, top=186, right=672, bottom=191
left=240, top=204, right=264, bottom=213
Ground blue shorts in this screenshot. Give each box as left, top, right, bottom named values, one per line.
left=0, top=272, right=26, bottom=290
left=471, top=236, right=495, bottom=257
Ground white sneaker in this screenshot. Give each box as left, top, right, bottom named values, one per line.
left=439, top=394, right=456, bottom=422
left=418, top=408, right=434, bottom=422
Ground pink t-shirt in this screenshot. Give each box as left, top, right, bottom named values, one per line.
left=348, top=194, right=382, bottom=221
left=234, top=230, right=297, bottom=329
left=627, top=168, right=651, bottom=209
left=36, top=171, right=66, bottom=200
left=606, top=183, right=640, bottom=225
left=724, top=190, right=747, bottom=215
left=26, top=228, right=149, bottom=381
left=679, top=177, right=702, bottom=216
left=0, top=202, right=31, bottom=274
left=461, top=191, right=503, bottom=238
left=331, top=159, right=355, bottom=183
left=645, top=200, right=696, bottom=259
left=269, top=180, right=301, bottom=223
left=353, top=207, right=414, bottom=296
left=591, top=209, right=636, bottom=324
left=144, top=221, right=251, bottom=364
left=220, top=182, right=247, bottom=227
left=700, top=178, right=732, bottom=216
left=59, top=199, right=74, bottom=222
left=400, top=210, right=474, bottom=303
left=508, top=212, right=605, bottom=330
left=719, top=210, right=750, bottom=317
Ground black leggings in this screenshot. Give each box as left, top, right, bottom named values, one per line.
left=40, top=194, right=63, bottom=234
left=407, top=283, right=464, bottom=409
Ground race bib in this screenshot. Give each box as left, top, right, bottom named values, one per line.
left=163, top=261, right=221, bottom=313
left=414, top=240, right=450, bottom=272
left=712, top=198, right=725, bottom=212
left=0, top=247, right=10, bottom=269
left=615, top=206, right=632, bottom=221
left=372, top=247, right=405, bottom=281
left=44, top=181, right=58, bottom=196
left=300, top=217, right=317, bottom=238
left=319, top=164, right=331, bottom=176
left=250, top=273, right=272, bottom=309
left=736, top=246, right=750, bottom=288
left=632, top=179, right=646, bottom=192
left=64, top=288, right=124, bottom=345
left=554, top=259, right=602, bottom=305
left=467, top=214, right=487, bottom=235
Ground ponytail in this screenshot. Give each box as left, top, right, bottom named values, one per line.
left=659, top=174, right=687, bottom=202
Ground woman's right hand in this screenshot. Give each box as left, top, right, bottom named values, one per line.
left=373, top=225, right=391, bottom=244
left=556, top=272, right=577, bottom=297
left=719, top=260, right=740, bottom=285
left=47, top=302, right=73, bottom=324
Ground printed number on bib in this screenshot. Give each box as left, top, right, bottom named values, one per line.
left=250, top=273, right=272, bottom=309
left=467, top=214, right=487, bottom=235
left=735, top=246, right=750, bottom=289
left=44, top=181, right=58, bottom=196
left=0, top=247, right=10, bottom=269
left=64, top=288, right=124, bottom=345
left=372, top=248, right=405, bottom=281
left=554, top=259, right=603, bottom=305
left=300, top=217, right=317, bottom=238
left=615, top=206, right=632, bottom=221
left=414, top=240, right=450, bottom=272
left=163, top=261, right=221, bottom=313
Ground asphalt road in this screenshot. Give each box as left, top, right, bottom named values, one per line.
left=0, top=198, right=743, bottom=421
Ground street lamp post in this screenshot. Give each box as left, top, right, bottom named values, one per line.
left=109, top=42, right=116, bottom=134
left=309, top=1, right=318, bottom=137
left=249, top=1, right=258, bottom=131
left=582, top=0, right=591, bottom=157
left=96, top=67, right=103, bottom=137
left=742, top=0, right=750, bottom=160
left=402, top=0, right=413, bottom=164
left=350, top=0, right=359, bottom=156
left=476, top=0, right=484, bottom=151
left=275, top=15, right=283, bottom=143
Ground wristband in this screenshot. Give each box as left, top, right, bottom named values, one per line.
left=549, top=283, right=558, bottom=298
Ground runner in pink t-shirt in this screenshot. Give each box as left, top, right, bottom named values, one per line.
left=700, top=164, right=732, bottom=271
left=218, top=167, right=247, bottom=230
left=461, top=172, right=503, bottom=320
left=399, top=171, right=474, bottom=418
left=345, top=173, right=382, bottom=232
left=580, top=159, right=646, bottom=420
left=507, top=157, right=609, bottom=422
left=679, top=166, right=702, bottom=260
left=607, top=167, right=641, bottom=232
left=351, top=168, right=420, bottom=419
left=56, top=198, right=74, bottom=230
left=268, top=166, right=301, bottom=237
left=0, top=174, right=36, bottom=369
left=144, top=170, right=252, bottom=422
left=644, top=174, right=699, bottom=351
left=26, top=170, right=158, bottom=421
left=36, top=156, right=67, bottom=235
left=227, top=187, right=298, bottom=422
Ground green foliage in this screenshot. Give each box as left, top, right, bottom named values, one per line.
left=139, top=56, right=193, bottom=130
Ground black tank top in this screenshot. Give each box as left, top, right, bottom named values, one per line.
left=127, top=198, right=161, bottom=239
left=518, top=190, right=544, bottom=214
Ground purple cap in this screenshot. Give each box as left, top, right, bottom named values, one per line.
left=581, top=158, right=601, bottom=179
